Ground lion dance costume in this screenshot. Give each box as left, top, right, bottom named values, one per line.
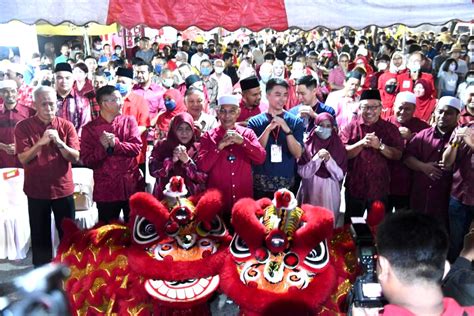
left=219, top=189, right=358, bottom=315
left=55, top=176, right=231, bottom=315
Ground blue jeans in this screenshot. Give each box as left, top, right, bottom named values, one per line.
left=448, top=196, right=474, bottom=262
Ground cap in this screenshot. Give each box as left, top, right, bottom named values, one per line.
left=360, top=89, right=381, bottom=101
left=116, top=67, right=133, bottom=79
left=345, top=70, right=363, bottom=81
left=185, top=74, right=201, bottom=89
left=0, top=80, right=17, bottom=90
left=395, top=91, right=416, bottom=105
left=218, top=94, right=239, bottom=107
left=240, top=75, right=260, bottom=91
left=438, top=96, right=462, bottom=112
left=54, top=62, right=72, bottom=73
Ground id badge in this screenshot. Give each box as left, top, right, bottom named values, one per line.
left=270, top=144, right=283, bottom=163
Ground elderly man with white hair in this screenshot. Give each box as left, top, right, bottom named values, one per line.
left=197, top=94, right=266, bottom=227
left=0, top=80, right=36, bottom=167
left=386, top=91, right=430, bottom=212
left=15, top=85, right=80, bottom=267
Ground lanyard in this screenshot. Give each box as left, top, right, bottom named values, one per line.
left=271, top=126, right=280, bottom=145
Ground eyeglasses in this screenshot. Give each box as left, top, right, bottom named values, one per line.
left=340, top=60, right=349, bottom=63
left=360, top=105, right=381, bottom=112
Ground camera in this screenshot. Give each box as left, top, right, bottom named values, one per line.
left=348, top=220, right=387, bottom=309
left=0, top=263, right=70, bottom=316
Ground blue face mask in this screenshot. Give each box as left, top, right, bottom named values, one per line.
left=200, top=67, right=212, bottom=76
left=115, top=83, right=129, bottom=96
left=154, top=64, right=162, bottom=75
left=165, top=99, right=176, bottom=111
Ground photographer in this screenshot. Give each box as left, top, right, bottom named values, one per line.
left=354, top=211, right=474, bottom=315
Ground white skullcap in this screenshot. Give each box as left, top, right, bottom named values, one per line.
left=0, top=80, right=17, bottom=90
left=438, top=96, right=462, bottom=112
left=395, top=91, right=417, bottom=105
left=218, top=94, right=239, bottom=107
left=356, top=47, right=368, bottom=57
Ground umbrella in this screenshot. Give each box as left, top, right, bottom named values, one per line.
left=2, top=0, right=473, bottom=31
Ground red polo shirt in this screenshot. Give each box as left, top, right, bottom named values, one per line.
left=15, top=116, right=80, bottom=199
left=340, top=116, right=404, bottom=200
left=122, top=92, right=150, bottom=165
left=450, top=122, right=474, bottom=206
left=405, top=127, right=454, bottom=221
left=382, top=297, right=474, bottom=315
left=386, top=116, right=430, bottom=196
left=0, top=103, right=35, bottom=167
left=237, top=99, right=268, bottom=123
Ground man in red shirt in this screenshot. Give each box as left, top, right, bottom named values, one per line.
left=81, top=85, right=144, bottom=223
left=0, top=80, right=35, bottom=167
left=372, top=211, right=474, bottom=315
left=116, top=67, right=150, bottom=177
left=6, top=63, right=34, bottom=110
left=15, top=85, right=80, bottom=267
left=397, top=52, right=437, bottom=98
left=197, top=94, right=266, bottom=227
left=340, top=89, right=403, bottom=223
left=386, top=91, right=430, bottom=212
left=404, top=96, right=461, bottom=227
left=237, top=75, right=267, bottom=125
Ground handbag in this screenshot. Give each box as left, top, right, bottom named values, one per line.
left=73, top=183, right=93, bottom=211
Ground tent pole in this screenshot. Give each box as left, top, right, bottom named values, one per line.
left=83, top=24, right=91, bottom=56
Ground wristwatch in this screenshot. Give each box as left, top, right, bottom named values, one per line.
left=285, top=130, right=293, bottom=136
left=379, top=143, right=386, bottom=151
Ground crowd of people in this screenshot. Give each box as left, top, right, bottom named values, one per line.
left=0, top=26, right=473, bottom=311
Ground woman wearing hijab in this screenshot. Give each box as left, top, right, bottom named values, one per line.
left=296, top=113, right=347, bottom=223
left=153, top=89, right=187, bottom=140
left=413, top=78, right=437, bottom=122
left=149, top=112, right=207, bottom=200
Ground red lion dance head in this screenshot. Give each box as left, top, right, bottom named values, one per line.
left=219, top=189, right=339, bottom=315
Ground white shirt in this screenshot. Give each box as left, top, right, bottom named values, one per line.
left=190, top=52, right=209, bottom=70
left=211, top=73, right=233, bottom=97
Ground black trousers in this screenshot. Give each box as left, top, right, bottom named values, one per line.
left=344, top=191, right=390, bottom=224
left=27, top=195, right=75, bottom=267
left=97, top=200, right=130, bottom=223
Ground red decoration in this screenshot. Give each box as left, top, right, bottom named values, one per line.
left=275, top=190, right=292, bottom=209
left=170, top=176, right=184, bottom=192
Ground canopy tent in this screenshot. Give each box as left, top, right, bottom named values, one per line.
left=2, top=0, right=473, bottom=31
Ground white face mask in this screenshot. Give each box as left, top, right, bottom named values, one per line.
left=377, top=62, right=388, bottom=71
left=408, top=62, right=421, bottom=73
left=162, top=78, right=174, bottom=88
left=315, top=126, right=332, bottom=140
left=260, top=73, right=272, bottom=84
left=214, top=66, right=224, bottom=74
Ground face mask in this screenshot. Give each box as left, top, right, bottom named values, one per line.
left=154, top=64, right=162, bottom=75
left=41, top=79, right=52, bottom=86
left=115, top=49, right=121, bottom=55
left=449, top=64, right=457, bottom=72
left=201, top=67, right=212, bottom=76
left=322, top=42, right=328, bottom=49
left=315, top=126, right=332, bottom=140
left=162, top=78, right=174, bottom=88
left=260, top=73, right=271, bottom=83
left=115, top=83, right=130, bottom=96
left=377, top=62, right=388, bottom=71
left=466, top=77, right=474, bottom=84
left=165, top=99, right=176, bottom=111
left=385, top=83, right=397, bottom=94
left=408, top=63, right=420, bottom=73
left=214, top=66, right=224, bottom=74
